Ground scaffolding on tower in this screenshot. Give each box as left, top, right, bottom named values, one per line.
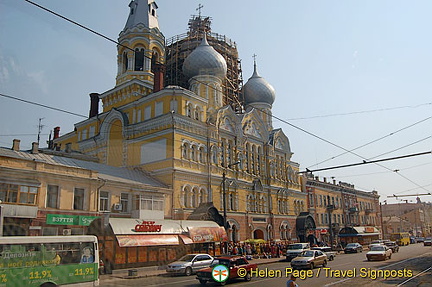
left=165, top=14, right=244, bottom=112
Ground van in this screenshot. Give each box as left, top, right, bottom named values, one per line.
left=286, top=243, right=310, bottom=261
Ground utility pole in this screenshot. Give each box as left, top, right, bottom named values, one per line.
left=222, top=161, right=240, bottom=233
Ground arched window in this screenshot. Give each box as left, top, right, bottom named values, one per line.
left=182, top=142, right=189, bottom=159
left=134, top=48, right=145, bottom=71
left=183, top=186, right=190, bottom=208
left=123, top=52, right=128, bottom=72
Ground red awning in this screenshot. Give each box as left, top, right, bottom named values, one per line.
left=179, top=234, right=194, bottom=244
left=116, top=234, right=179, bottom=247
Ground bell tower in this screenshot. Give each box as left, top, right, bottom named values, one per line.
left=115, top=0, right=165, bottom=87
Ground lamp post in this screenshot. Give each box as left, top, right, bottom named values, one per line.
left=222, top=161, right=240, bottom=231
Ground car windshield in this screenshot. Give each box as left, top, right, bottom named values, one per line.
left=288, top=244, right=304, bottom=250
left=346, top=243, right=357, bottom=247
left=370, top=246, right=385, bottom=251
left=178, top=254, right=195, bottom=262
left=300, top=251, right=315, bottom=257
left=211, top=259, right=230, bottom=267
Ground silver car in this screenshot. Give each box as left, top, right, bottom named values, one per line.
left=166, top=254, right=213, bottom=276
left=291, top=250, right=328, bottom=269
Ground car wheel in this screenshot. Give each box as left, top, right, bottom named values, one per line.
left=322, top=260, right=327, bottom=267
left=185, top=267, right=192, bottom=276
left=199, top=279, right=207, bottom=285
left=310, top=263, right=314, bottom=270
left=244, top=272, right=251, bottom=281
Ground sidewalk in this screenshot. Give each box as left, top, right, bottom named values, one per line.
left=101, top=256, right=284, bottom=280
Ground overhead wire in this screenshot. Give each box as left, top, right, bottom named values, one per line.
left=16, top=0, right=432, bottom=194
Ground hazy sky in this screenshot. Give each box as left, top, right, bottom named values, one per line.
left=1, top=0, right=431, bottom=204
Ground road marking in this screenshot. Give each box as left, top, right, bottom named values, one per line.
left=396, top=266, right=432, bottom=286
left=324, top=252, right=432, bottom=287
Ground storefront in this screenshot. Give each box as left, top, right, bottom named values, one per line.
left=338, top=226, right=381, bottom=246
left=88, top=218, right=227, bottom=270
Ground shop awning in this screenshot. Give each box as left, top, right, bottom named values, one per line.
left=116, top=234, right=180, bottom=247
left=338, top=226, right=380, bottom=237
left=188, top=226, right=227, bottom=243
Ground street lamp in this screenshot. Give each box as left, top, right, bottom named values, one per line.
left=222, top=161, right=240, bottom=231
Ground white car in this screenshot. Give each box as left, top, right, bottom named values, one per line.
left=166, top=254, right=213, bottom=276
left=366, top=245, right=392, bottom=261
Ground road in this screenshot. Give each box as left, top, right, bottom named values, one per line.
left=100, top=243, right=432, bottom=287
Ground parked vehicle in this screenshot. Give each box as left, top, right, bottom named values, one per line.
left=291, top=250, right=327, bottom=269
left=366, top=245, right=392, bottom=261
left=196, top=255, right=257, bottom=285
left=166, top=254, right=213, bottom=276
left=410, top=236, right=417, bottom=244
left=416, top=237, right=425, bottom=243
left=384, top=241, right=399, bottom=253
left=311, top=246, right=337, bottom=261
left=344, top=243, right=363, bottom=253
left=424, top=237, right=432, bottom=246
left=286, top=243, right=310, bottom=261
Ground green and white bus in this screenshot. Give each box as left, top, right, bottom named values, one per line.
left=0, top=235, right=99, bottom=287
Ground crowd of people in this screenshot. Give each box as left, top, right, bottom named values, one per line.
left=221, top=241, right=289, bottom=259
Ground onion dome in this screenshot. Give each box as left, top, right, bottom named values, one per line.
left=243, top=61, right=275, bottom=106
left=183, top=34, right=227, bottom=80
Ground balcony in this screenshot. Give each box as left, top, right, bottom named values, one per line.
left=348, top=207, right=359, bottom=214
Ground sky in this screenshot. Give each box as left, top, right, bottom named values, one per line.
left=1, top=0, right=431, bottom=204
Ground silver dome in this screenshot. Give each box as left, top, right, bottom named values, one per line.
left=182, top=35, right=227, bottom=80
left=243, top=63, right=275, bottom=106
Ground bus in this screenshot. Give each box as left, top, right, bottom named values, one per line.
left=0, top=235, right=99, bottom=287
left=390, top=232, right=410, bottom=246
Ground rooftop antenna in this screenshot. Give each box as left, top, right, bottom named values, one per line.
left=37, top=117, right=45, bottom=145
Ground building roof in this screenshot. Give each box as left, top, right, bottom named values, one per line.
left=0, top=147, right=167, bottom=188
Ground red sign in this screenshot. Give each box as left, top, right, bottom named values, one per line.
left=320, top=229, right=328, bottom=234
left=364, top=227, right=375, bottom=233
left=134, top=221, right=162, bottom=232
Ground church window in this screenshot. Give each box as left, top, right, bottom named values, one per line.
left=170, top=99, right=178, bottom=113
left=182, top=142, right=189, bottom=160
left=198, top=146, right=205, bottom=163
left=123, top=52, right=128, bottom=72
left=134, top=48, right=145, bottom=71
left=245, top=144, right=250, bottom=173
left=211, top=146, right=218, bottom=165
left=144, top=105, right=151, bottom=120
left=137, top=109, right=142, bottom=122
left=155, top=101, right=163, bottom=116
left=191, top=145, right=197, bottom=161
left=194, top=107, right=200, bottom=120
left=187, top=103, right=192, bottom=117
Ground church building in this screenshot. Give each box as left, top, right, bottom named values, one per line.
left=54, top=0, right=308, bottom=242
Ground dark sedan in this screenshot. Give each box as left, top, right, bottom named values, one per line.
left=344, top=243, right=363, bottom=253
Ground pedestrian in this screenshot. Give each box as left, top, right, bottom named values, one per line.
left=286, top=274, right=298, bottom=287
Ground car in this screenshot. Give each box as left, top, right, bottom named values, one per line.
left=286, top=243, right=310, bottom=261
left=166, top=254, right=213, bottom=276
left=424, top=237, right=432, bottom=246
left=344, top=243, right=363, bottom=253
left=368, top=240, right=386, bottom=249
left=410, top=236, right=417, bottom=244
left=384, top=241, right=399, bottom=253
left=195, top=255, right=258, bottom=285
left=366, top=245, right=392, bottom=261
left=311, top=246, right=337, bottom=261
left=416, top=237, right=425, bottom=243
left=291, top=250, right=328, bottom=269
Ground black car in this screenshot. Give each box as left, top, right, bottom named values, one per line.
left=344, top=243, right=363, bottom=253
left=384, top=241, right=399, bottom=253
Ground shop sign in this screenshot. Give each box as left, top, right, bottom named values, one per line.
left=320, top=229, right=328, bottom=234
left=134, top=221, right=162, bottom=232
left=364, top=227, right=375, bottom=233
left=46, top=214, right=99, bottom=226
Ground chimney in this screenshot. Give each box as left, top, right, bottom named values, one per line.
left=53, top=127, right=60, bottom=139
left=89, top=93, right=100, bottom=118
left=152, top=63, right=166, bottom=93
left=31, top=142, right=39, bottom=154
left=12, top=139, right=20, bottom=151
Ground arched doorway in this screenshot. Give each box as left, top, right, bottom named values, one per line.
left=253, top=229, right=264, bottom=239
